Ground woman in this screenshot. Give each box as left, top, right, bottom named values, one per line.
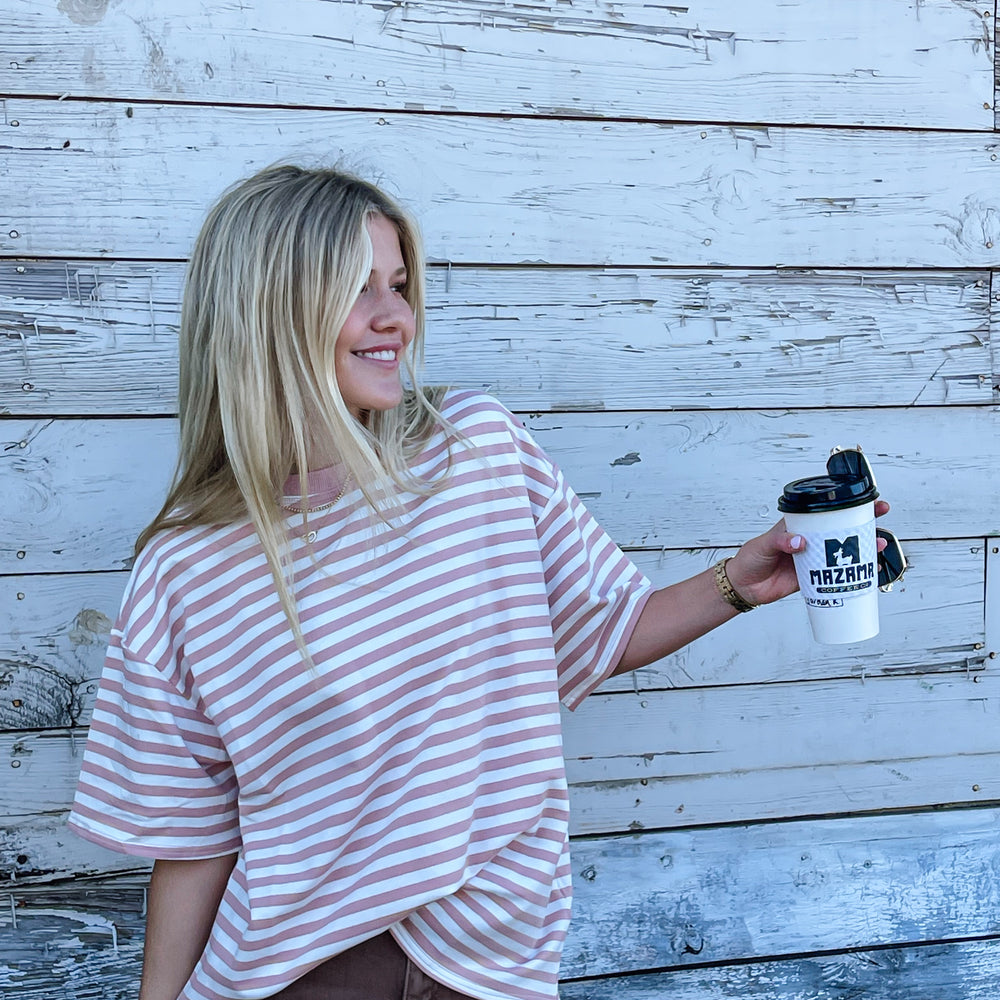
left=70, top=165, right=887, bottom=1000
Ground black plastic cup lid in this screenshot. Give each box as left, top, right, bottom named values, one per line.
left=778, top=473, right=879, bottom=513
left=778, top=446, right=881, bottom=514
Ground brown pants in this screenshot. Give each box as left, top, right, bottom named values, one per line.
left=269, top=931, right=476, bottom=999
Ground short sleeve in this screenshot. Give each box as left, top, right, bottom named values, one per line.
left=493, top=401, right=654, bottom=709
left=68, top=630, right=241, bottom=860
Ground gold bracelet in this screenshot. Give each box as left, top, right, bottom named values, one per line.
left=713, top=557, right=757, bottom=613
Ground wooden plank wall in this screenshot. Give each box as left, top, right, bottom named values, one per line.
left=1, top=1, right=999, bottom=995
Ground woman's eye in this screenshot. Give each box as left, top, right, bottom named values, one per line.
left=392, top=282, right=407, bottom=294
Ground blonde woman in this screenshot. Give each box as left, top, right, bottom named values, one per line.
left=69, top=166, right=888, bottom=1000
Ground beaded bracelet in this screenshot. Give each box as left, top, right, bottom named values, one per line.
left=713, top=557, right=757, bottom=613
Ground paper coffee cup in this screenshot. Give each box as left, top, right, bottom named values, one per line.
left=778, top=465, right=880, bottom=644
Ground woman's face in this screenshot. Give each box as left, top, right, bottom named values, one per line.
left=335, top=214, right=415, bottom=420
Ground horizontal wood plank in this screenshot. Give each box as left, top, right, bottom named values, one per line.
left=563, top=674, right=1000, bottom=833
left=1, top=261, right=994, bottom=415
left=526, top=407, right=1000, bottom=549
left=0, top=0, right=992, bottom=128
left=0, top=541, right=985, bottom=731
left=0, top=811, right=140, bottom=885
left=4, top=102, right=1000, bottom=266
left=561, top=938, right=1000, bottom=999
left=0, top=417, right=176, bottom=574
left=2, top=408, right=990, bottom=572
left=563, top=807, right=1000, bottom=976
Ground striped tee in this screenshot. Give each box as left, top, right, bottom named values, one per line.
left=69, top=391, right=652, bottom=1000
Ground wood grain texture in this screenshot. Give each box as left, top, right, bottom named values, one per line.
left=4, top=101, right=1000, bottom=267
left=560, top=938, right=1000, bottom=999
left=2, top=261, right=994, bottom=415
left=0, top=572, right=125, bottom=731
left=563, top=807, right=1000, bottom=976
left=2, top=407, right=994, bottom=573
left=0, top=541, right=984, bottom=731
left=987, top=544, right=1000, bottom=662
left=0, top=260, right=183, bottom=415
left=563, top=674, right=1000, bottom=833
left=0, top=0, right=992, bottom=129
left=0, top=879, right=145, bottom=998
left=0, top=811, right=142, bottom=885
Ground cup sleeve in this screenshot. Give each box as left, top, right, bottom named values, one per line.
left=68, top=632, right=241, bottom=860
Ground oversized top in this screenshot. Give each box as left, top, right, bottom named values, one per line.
left=69, top=392, right=652, bottom=1000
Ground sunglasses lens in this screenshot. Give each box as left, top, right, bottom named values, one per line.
left=876, top=528, right=907, bottom=589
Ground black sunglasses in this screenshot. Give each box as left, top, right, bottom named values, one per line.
left=827, top=446, right=906, bottom=591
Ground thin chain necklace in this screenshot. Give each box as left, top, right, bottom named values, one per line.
left=281, top=473, right=353, bottom=514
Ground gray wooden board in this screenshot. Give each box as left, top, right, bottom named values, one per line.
left=1, top=261, right=994, bottom=415
left=3, top=809, right=1000, bottom=993
left=562, top=807, right=1000, bottom=977
left=4, top=673, right=999, bottom=874
left=0, top=881, right=145, bottom=999
left=0, top=0, right=992, bottom=129
left=0, top=810, right=139, bottom=886
left=0, top=540, right=985, bottom=732
left=562, top=674, right=1000, bottom=834
left=0, top=571, right=123, bottom=731
left=4, top=101, right=1000, bottom=267
left=2, top=407, right=994, bottom=573
left=559, top=939, right=1000, bottom=999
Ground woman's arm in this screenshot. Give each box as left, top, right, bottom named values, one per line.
left=139, top=853, right=238, bottom=1000
left=614, top=502, right=890, bottom=675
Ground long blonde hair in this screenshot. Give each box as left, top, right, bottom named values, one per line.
left=138, top=164, right=450, bottom=660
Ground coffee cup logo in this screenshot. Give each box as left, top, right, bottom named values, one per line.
left=809, top=533, right=875, bottom=594
left=825, top=535, right=860, bottom=567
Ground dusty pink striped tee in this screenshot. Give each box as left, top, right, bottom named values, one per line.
left=69, top=391, right=652, bottom=1000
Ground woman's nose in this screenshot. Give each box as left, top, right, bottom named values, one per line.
left=372, top=291, right=412, bottom=330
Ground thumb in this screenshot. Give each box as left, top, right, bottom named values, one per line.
left=783, top=531, right=806, bottom=554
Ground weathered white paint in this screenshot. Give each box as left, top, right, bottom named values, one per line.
left=0, top=418, right=177, bottom=574
left=0, top=811, right=140, bottom=885
left=987, top=543, right=1000, bottom=661
left=560, top=939, right=1000, bottom=999
left=0, top=541, right=984, bottom=731
left=525, top=407, right=999, bottom=548
left=561, top=673, right=1000, bottom=831
left=0, top=571, right=123, bottom=730
left=2, top=408, right=993, bottom=573
left=4, top=102, right=1000, bottom=266
left=0, top=881, right=145, bottom=998
left=566, top=673, right=1000, bottom=785
left=563, top=807, right=1000, bottom=976
left=2, top=261, right=994, bottom=415
left=0, top=1, right=991, bottom=129
left=568, top=750, right=1000, bottom=837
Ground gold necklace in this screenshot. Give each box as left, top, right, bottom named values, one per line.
left=281, top=473, right=353, bottom=514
